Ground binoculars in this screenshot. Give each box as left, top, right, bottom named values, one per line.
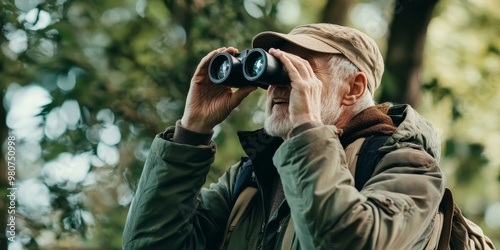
left=208, top=48, right=290, bottom=89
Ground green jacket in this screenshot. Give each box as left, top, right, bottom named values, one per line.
left=123, top=104, right=445, bottom=250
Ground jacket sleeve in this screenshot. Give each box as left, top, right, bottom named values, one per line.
left=122, top=129, right=240, bottom=250
left=273, top=125, right=445, bottom=250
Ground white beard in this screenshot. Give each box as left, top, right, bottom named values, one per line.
left=264, top=86, right=344, bottom=138
left=264, top=103, right=294, bottom=138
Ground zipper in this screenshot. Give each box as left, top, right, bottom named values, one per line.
left=277, top=224, right=283, bottom=234
left=277, top=214, right=290, bottom=239
left=277, top=214, right=288, bottom=234
left=254, top=170, right=290, bottom=249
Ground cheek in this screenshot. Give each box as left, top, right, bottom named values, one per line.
left=339, top=81, right=350, bottom=99
left=321, top=80, right=334, bottom=99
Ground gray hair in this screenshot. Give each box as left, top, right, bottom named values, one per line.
left=327, top=55, right=375, bottom=115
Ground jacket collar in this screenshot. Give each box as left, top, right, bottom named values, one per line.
left=237, top=128, right=283, bottom=187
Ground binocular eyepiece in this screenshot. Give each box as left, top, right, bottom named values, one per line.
left=208, top=48, right=290, bottom=89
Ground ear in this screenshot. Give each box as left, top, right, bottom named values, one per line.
left=341, top=72, right=367, bottom=106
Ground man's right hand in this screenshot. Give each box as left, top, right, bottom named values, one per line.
left=180, top=47, right=258, bottom=134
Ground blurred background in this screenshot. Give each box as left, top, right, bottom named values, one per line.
left=1, top=0, right=499, bottom=249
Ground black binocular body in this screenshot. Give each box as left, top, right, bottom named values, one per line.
left=208, top=48, right=290, bottom=89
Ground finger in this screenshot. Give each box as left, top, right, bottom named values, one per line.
left=269, top=49, right=301, bottom=80
left=283, top=52, right=313, bottom=79
left=270, top=49, right=311, bottom=79
left=224, top=47, right=239, bottom=54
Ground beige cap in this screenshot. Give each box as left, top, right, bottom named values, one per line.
left=252, top=23, right=384, bottom=95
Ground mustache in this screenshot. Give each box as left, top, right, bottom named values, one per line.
left=266, top=88, right=290, bottom=115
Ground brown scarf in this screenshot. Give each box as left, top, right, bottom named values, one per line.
left=338, top=103, right=397, bottom=148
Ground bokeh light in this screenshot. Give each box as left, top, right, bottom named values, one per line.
left=485, top=202, right=500, bottom=230
left=5, top=84, right=52, bottom=140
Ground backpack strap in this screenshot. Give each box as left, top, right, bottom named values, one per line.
left=220, top=158, right=258, bottom=250
left=435, top=188, right=496, bottom=250
left=220, top=186, right=258, bottom=250
left=437, top=188, right=454, bottom=250
left=345, top=137, right=366, bottom=179
left=281, top=216, right=294, bottom=250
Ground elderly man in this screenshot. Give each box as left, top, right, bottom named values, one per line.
left=123, top=23, right=444, bottom=250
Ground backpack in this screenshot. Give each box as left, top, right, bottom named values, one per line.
left=221, top=135, right=496, bottom=250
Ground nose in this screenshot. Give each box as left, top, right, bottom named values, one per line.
left=267, top=85, right=275, bottom=96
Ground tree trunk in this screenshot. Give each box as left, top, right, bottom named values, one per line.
left=322, top=0, right=354, bottom=25
left=380, top=0, right=439, bottom=107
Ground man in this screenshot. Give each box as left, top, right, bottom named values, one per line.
left=123, top=23, right=444, bottom=250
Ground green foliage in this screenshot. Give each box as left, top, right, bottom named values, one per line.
left=1, top=0, right=499, bottom=248
left=444, top=139, right=489, bottom=184
left=0, top=0, right=287, bottom=248
left=423, top=78, right=464, bottom=120
left=420, top=0, right=500, bottom=243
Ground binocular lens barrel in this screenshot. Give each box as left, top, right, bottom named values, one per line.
left=208, top=52, right=250, bottom=88
left=208, top=48, right=290, bottom=89
left=209, top=53, right=235, bottom=83
left=243, top=49, right=290, bottom=86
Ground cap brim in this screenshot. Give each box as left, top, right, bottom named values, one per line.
left=252, top=31, right=342, bottom=54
